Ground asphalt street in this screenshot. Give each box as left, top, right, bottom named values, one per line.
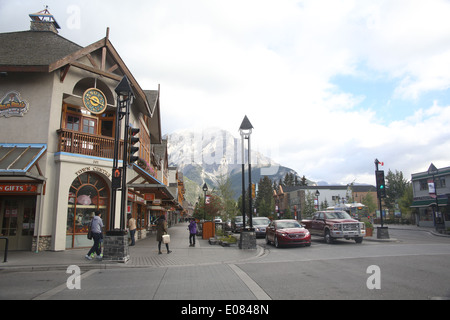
left=0, top=224, right=449, bottom=303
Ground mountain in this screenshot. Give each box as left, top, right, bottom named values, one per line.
left=165, top=128, right=313, bottom=201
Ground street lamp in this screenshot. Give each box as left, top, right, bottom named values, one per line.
left=315, top=190, right=320, bottom=211
left=202, top=183, right=208, bottom=221
left=239, top=115, right=254, bottom=230
left=110, top=75, right=134, bottom=231
left=427, top=163, right=442, bottom=231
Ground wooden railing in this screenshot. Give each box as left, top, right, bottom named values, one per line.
left=57, top=129, right=124, bottom=160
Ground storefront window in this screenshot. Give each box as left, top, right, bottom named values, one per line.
left=66, top=172, right=109, bottom=249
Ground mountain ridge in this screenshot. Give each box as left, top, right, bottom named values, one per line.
left=165, top=128, right=313, bottom=202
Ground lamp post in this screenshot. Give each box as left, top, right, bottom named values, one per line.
left=115, top=75, right=135, bottom=231
left=239, top=116, right=256, bottom=249
left=427, top=163, right=443, bottom=231
left=315, top=190, right=320, bottom=211
left=239, top=115, right=254, bottom=230
left=202, top=183, right=208, bottom=221
left=104, top=75, right=134, bottom=263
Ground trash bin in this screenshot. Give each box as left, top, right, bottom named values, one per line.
left=202, top=221, right=215, bottom=239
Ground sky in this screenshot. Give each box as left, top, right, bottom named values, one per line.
left=2, top=0, right=450, bottom=185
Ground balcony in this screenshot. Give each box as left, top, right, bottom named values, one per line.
left=57, top=129, right=124, bottom=160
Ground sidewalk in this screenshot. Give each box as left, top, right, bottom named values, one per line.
left=0, top=222, right=264, bottom=272
left=364, top=223, right=450, bottom=242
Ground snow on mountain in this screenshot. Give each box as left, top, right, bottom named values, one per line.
left=166, top=128, right=277, bottom=179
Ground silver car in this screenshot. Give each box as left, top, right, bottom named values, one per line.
left=252, top=217, right=271, bottom=238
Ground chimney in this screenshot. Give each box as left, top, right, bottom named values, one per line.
left=29, top=6, right=61, bottom=33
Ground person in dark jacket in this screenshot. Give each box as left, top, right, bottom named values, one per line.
left=156, top=215, right=171, bottom=254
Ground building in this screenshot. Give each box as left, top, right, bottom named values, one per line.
left=274, top=184, right=376, bottom=219
left=0, top=9, right=183, bottom=251
left=411, top=164, right=449, bottom=228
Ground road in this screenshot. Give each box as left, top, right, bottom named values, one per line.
left=0, top=228, right=449, bottom=301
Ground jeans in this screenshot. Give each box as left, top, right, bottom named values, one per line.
left=130, top=229, right=136, bottom=246
left=189, top=233, right=196, bottom=245
left=87, top=233, right=102, bottom=256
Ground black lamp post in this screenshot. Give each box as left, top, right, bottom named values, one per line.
left=202, top=183, right=208, bottom=221
left=427, top=163, right=443, bottom=231
left=238, top=116, right=256, bottom=250
left=114, top=75, right=134, bottom=231
left=315, top=190, right=320, bottom=211
left=104, top=75, right=134, bottom=263
left=239, top=115, right=254, bottom=230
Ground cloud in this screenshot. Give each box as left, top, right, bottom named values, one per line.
left=2, top=0, right=450, bottom=185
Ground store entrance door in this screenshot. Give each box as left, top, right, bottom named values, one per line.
left=0, top=196, right=36, bottom=251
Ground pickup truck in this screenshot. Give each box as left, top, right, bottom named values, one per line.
left=302, top=210, right=365, bottom=244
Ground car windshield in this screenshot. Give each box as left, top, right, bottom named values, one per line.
left=253, top=218, right=270, bottom=226
left=325, top=211, right=352, bottom=219
left=277, top=221, right=301, bottom=229
left=234, top=217, right=243, bottom=222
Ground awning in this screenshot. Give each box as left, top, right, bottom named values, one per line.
left=411, top=196, right=448, bottom=208
left=129, top=164, right=174, bottom=201
left=0, top=144, right=47, bottom=181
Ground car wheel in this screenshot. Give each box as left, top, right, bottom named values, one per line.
left=274, top=236, right=280, bottom=248
left=324, top=230, right=333, bottom=244
left=355, top=237, right=363, bottom=244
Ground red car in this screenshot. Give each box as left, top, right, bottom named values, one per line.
left=266, top=219, right=311, bottom=248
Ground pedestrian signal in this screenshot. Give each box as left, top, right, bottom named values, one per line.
left=112, top=167, right=123, bottom=189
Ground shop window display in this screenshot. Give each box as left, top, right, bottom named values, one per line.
left=66, top=172, right=109, bottom=249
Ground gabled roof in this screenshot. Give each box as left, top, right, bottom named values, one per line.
left=0, top=27, right=152, bottom=116
left=144, top=87, right=162, bottom=144
left=0, top=31, right=82, bottom=71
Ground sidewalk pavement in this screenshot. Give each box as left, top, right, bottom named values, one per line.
left=0, top=222, right=264, bottom=272
left=364, top=223, right=450, bottom=242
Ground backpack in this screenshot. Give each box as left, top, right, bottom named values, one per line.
left=87, top=221, right=93, bottom=240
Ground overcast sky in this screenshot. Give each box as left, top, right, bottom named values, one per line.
left=2, top=0, right=450, bottom=185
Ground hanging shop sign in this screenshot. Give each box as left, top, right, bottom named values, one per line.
left=0, top=91, right=29, bottom=117
left=0, top=183, right=38, bottom=193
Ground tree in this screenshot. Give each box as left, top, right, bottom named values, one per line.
left=217, top=175, right=237, bottom=222
left=302, top=191, right=316, bottom=218
left=385, top=169, right=409, bottom=211
left=255, top=176, right=275, bottom=218
left=300, top=175, right=308, bottom=186
left=398, top=183, right=413, bottom=222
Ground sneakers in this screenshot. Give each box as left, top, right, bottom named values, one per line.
left=85, top=253, right=102, bottom=260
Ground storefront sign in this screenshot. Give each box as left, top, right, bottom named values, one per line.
left=0, top=91, right=29, bottom=117
left=144, top=193, right=155, bottom=201
left=0, top=184, right=38, bottom=193
left=75, top=166, right=111, bottom=179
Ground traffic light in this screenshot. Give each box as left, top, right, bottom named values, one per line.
left=127, top=127, right=140, bottom=164
left=251, top=184, right=256, bottom=199
left=375, top=170, right=386, bottom=198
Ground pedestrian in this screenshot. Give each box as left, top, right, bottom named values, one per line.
left=128, top=214, right=136, bottom=246
left=188, top=218, right=197, bottom=247
left=156, top=215, right=171, bottom=254
left=85, top=210, right=103, bottom=260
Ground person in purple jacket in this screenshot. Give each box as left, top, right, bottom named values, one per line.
left=188, top=218, right=197, bottom=247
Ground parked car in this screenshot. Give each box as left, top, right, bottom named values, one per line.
left=266, top=219, right=311, bottom=248
left=231, top=216, right=244, bottom=233
left=252, top=217, right=271, bottom=238
left=302, top=210, right=365, bottom=244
